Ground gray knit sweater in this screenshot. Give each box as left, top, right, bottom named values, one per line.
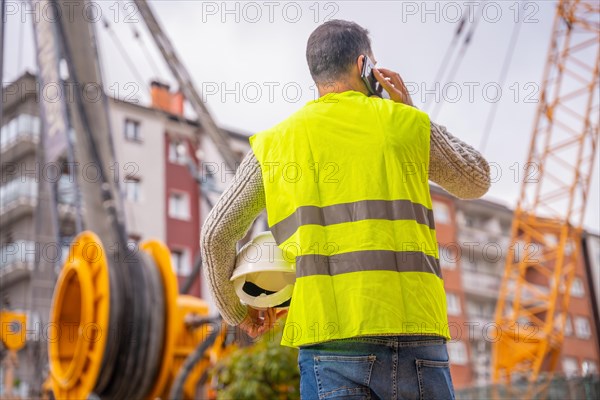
left=201, top=121, right=491, bottom=326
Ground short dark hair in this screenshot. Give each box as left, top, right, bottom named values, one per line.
left=306, top=20, right=373, bottom=84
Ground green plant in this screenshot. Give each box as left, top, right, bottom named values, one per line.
left=213, top=323, right=300, bottom=400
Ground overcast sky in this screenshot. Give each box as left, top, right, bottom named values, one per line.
left=3, top=0, right=599, bottom=232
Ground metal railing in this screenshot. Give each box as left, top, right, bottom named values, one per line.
left=0, top=114, right=41, bottom=151
left=0, top=178, right=37, bottom=212
left=0, top=175, right=77, bottom=214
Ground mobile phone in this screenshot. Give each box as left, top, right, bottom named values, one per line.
left=360, top=55, right=383, bottom=97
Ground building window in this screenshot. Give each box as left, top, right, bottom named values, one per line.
left=433, top=201, right=450, bottom=224
left=168, top=138, right=188, bottom=164
left=554, top=313, right=574, bottom=337
left=124, top=118, right=141, bottom=141
left=201, top=162, right=220, bottom=192
left=574, top=316, right=591, bottom=339
left=8, top=118, right=18, bottom=140
left=439, top=246, right=456, bottom=270
left=483, top=218, right=502, bottom=235
left=562, top=357, right=579, bottom=377
left=570, top=277, right=585, bottom=298
left=168, top=191, right=190, bottom=220
left=123, top=178, right=141, bottom=203
left=565, top=315, right=573, bottom=337
left=467, top=301, right=494, bottom=319
left=582, top=360, right=598, bottom=376
left=448, top=341, right=468, bottom=365
left=57, top=174, right=76, bottom=206
left=446, top=292, right=462, bottom=316
left=170, top=248, right=191, bottom=276
left=17, top=114, right=41, bottom=135
left=463, top=257, right=477, bottom=271
left=465, top=216, right=476, bottom=228
left=127, top=234, right=141, bottom=253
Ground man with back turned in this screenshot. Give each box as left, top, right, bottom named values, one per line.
left=202, top=19, right=490, bottom=399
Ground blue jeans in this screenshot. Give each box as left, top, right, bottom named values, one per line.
left=298, top=335, right=455, bottom=400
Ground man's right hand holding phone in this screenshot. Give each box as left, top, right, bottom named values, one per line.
left=373, top=68, right=414, bottom=107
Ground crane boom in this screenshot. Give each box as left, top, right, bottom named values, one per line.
left=132, top=0, right=240, bottom=170
left=492, top=0, right=600, bottom=395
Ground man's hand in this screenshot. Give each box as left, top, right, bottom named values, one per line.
left=238, top=307, right=288, bottom=339
left=373, top=68, right=414, bottom=107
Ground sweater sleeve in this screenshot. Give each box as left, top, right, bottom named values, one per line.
left=200, top=150, right=266, bottom=326
left=428, top=121, right=491, bottom=199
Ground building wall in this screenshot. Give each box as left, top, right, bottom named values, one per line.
left=108, top=100, right=166, bottom=241
left=559, top=245, right=600, bottom=377
left=455, top=197, right=513, bottom=386
left=432, top=190, right=473, bottom=388
left=164, top=132, right=201, bottom=296
left=584, top=233, right=600, bottom=335
left=447, top=192, right=600, bottom=386
left=1, top=73, right=45, bottom=396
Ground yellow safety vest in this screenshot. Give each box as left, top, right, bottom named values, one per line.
left=249, top=90, right=450, bottom=348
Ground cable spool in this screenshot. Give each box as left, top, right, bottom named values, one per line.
left=48, top=231, right=195, bottom=399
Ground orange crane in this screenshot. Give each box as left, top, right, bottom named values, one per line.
left=492, top=0, right=599, bottom=396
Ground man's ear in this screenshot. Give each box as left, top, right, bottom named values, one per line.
left=356, top=54, right=365, bottom=74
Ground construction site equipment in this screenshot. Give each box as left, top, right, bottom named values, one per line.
left=48, top=231, right=226, bottom=399
left=492, top=0, right=599, bottom=396
left=0, top=311, right=26, bottom=352
left=231, top=231, right=296, bottom=309
left=0, top=310, right=26, bottom=398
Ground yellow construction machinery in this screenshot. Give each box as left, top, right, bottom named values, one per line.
left=48, top=232, right=230, bottom=399
left=0, top=310, right=26, bottom=399
left=492, top=0, right=599, bottom=397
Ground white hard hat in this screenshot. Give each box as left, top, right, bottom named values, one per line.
left=230, top=231, right=296, bottom=309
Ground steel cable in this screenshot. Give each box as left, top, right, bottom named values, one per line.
left=430, top=1, right=487, bottom=120
left=479, top=1, right=525, bottom=153
left=424, top=11, right=470, bottom=112
left=93, top=248, right=166, bottom=399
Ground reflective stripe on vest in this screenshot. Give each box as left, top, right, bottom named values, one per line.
left=296, top=250, right=441, bottom=277
left=271, top=199, right=436, bottom=244
left=249, top=91, right=450, bottom=348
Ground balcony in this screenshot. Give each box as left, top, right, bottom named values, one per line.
left=0, top=178, right=37, bottom=226
left=0, top=240, right=72, bottom=287
left=0, top=259, right=33, bottom=287
left=465, top=314, right=495, bottom=329
left=0, top=176, right=79, bottom=226
left=1, top=114, right=40, bottom=163
left=0, top=240, right=35, bottom=287
left=462, top=271, right=501, bottom=298
left=505, top=280, right=550, bottom=302
left=458, top=224, right=509, bottom=249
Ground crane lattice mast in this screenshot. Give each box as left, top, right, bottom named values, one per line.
left=492, top=0, right=599, bottom=395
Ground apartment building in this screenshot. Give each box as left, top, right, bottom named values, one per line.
left=431, top=185, right=600, bottom=388
left=0, top=72, right=254, bottom=396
